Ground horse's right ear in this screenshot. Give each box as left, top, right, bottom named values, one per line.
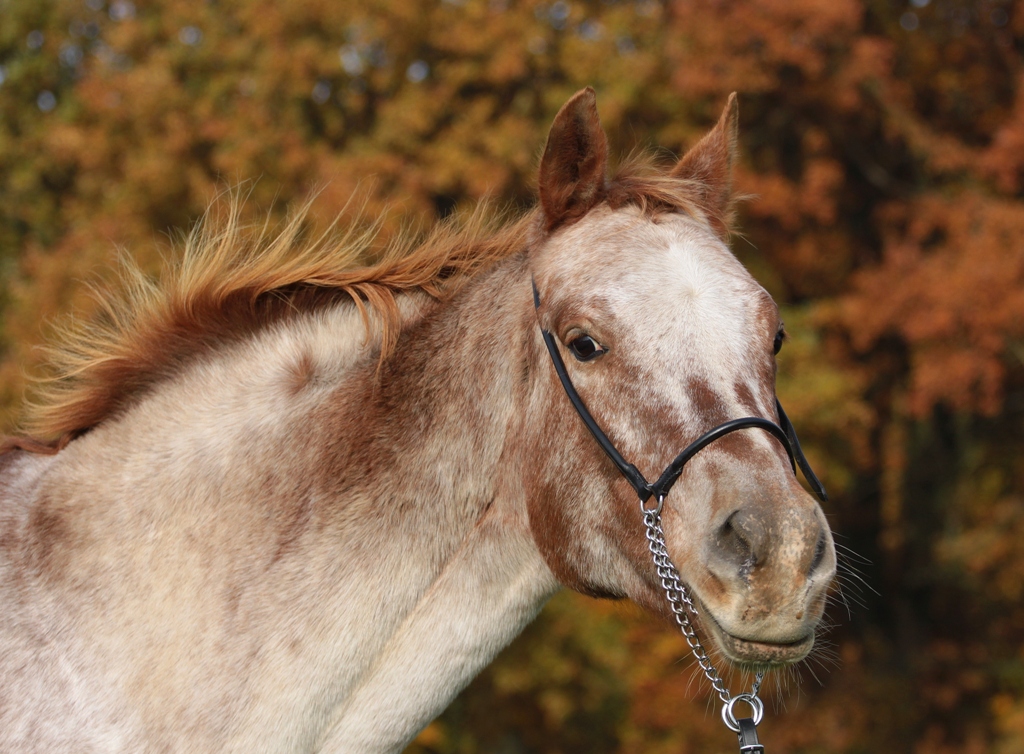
left=538, top=87, right=609, bottom=233
left=670, top=93, right=739, bottom=237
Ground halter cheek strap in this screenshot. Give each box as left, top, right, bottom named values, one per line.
left=532, top=279, right=828, bottom=507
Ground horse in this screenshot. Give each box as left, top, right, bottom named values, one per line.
left=0, top=88, right=835, bottom=753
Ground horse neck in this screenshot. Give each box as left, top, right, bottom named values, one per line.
left=341, top=253, right=536, bottom=544
left=309, top=253, right=560, bottom=751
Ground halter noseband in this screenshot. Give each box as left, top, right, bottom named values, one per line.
left=532, top=279, right=828, bottom=508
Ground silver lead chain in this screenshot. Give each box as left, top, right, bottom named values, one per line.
left=642, top=496, right=766, bottom=749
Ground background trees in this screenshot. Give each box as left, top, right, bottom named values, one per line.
left=1, top=0, right=1021, bottom=750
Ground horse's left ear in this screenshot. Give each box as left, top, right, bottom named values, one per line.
left=671, top=93, right=739, bottom=236
left=538, top=87, right=609, bottom=232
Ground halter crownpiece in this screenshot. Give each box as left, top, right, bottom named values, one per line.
left=532, top=278, right=828, bottom=754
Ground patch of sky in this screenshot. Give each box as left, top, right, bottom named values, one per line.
left=577, top=19, right=603, bottom=41
left=548, top=1, right=571, bottom=30
left=37, top=90, right=57, bottom=112
left=109, top=1, right=135, bottom=21
left=340, top=45, right=364, bottom=76
left=312, top=80, right=331, bottom=104
left=178, top=26, right=202, bottom=46
left=60, top=43, right=85, bottom=67
left=406, top=60, right=429, bottom=83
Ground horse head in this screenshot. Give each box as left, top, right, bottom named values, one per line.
left=525, top=89, right=836, bottom=669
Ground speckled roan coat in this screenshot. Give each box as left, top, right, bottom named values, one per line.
left=0, top=89, right=835, bottom=753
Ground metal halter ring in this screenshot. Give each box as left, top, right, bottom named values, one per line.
left=721, top=693, right=765, bottom=733
left=641, top=494, right=665, bottom=516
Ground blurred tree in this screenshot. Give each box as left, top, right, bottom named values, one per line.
left=1, top=0, right=1023, bottom=751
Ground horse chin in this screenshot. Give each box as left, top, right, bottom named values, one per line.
left=698, top=607, right=815, bottom=668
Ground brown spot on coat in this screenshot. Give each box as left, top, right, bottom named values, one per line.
left=26, top=502, right=75, bottom=579
left=686, top=377, right=729, bottom=427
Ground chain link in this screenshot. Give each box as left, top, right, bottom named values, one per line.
left=642, top=499, right=764, bottom=709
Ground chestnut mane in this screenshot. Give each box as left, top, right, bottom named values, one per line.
left=4, top=154, right=713, bottom=452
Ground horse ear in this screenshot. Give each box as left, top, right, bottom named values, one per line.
left=671, top=93, right=739, bottom=236
left=538, top=87, right=609, bottom=232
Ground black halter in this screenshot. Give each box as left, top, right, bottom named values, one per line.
left=532, top=280, right=828, bottom=507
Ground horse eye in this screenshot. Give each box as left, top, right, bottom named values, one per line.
left=567, top=335, right=604, bottom=362
left=773, top=329, right=785, bottom=355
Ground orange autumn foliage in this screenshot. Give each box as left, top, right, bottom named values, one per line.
left=1, top=0, right=1023, bottom=751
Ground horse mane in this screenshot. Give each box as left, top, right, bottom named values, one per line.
left=2, top=153, right=713, bottom=452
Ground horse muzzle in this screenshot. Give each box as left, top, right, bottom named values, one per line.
left=693, top=494, right=835, bottom=667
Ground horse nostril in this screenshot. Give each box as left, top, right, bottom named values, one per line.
left=809, top=531, right=827, bottom=576
left=716, top=511, right=759, bottom=574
